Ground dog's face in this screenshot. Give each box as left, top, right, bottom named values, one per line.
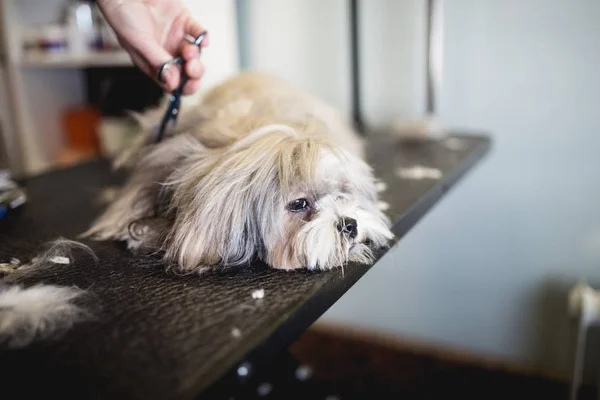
left=270, top=144, right=393, bottom=270
left=163, top=127, right=394, bottom=271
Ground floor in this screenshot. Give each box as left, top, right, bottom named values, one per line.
left=202, top=326, right=595, bottom=399
left=286, top=327, right=594, bottom=400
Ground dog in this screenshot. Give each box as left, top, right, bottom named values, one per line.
left=84, top=72, right=394, bottom=272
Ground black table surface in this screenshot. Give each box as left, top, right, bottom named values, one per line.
left=0, top=132, right=490, bottom=400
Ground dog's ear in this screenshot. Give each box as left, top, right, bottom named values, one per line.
left=163, top=140, right=282, bottom=272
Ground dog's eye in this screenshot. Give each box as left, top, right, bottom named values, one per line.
left=287, top=198, right=310, bottom=212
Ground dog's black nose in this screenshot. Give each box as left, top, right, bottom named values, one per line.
left=337, top=217, right=358, bottom=239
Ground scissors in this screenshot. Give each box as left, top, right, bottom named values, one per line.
left=154, top=31, right=208, bottom=143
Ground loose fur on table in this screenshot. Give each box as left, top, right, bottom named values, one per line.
left=84, top=72, right=394, bottom=272
left=0, top=283, right=89, bottom=348
left=0, top=239, right=96, bottom=349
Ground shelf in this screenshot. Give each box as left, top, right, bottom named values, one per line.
left=19, top=50, right=133, bottom=68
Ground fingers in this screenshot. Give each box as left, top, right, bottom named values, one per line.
left=159, top=64, right=182, bottom=91
left=178, top=22, right=208, bottom=94
left=179, top=38, right=204, bottom=80
left=180, top=56, right=205, bottom=95
left=130, top=15, right=208, bottom=94
left=181, top=43, right=200, bottom=61
left=124, top=45, right=156, bottom=80
left=185, top=58, right=205, bottom=81
left=179, top=27, right=208, bottom=65
left=157, top=49, right=205, bottom=94
left=182, top=78, right=202, bottom=95
left=184, top=17, right=209, bottom=47
left=128, top=38, right=181, bottom=91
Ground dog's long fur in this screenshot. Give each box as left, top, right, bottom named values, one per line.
left=84, top=72, right=393, bottom=272
left=0, top=73, right=393, bottom=348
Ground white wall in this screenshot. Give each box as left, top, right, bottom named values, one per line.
left=244, top=0, right=600, bottom=377
left=243, top=0, right=427, bottom=126
left=182, top=0, right=240, bottom=104
left=358, top=0, right=427, bottom=126
left=244, top=0, right=352, bottom=115
left=324, top=0, right=600, bottom=377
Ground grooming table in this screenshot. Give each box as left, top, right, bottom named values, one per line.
left=0, top=133, right=489, bottom=399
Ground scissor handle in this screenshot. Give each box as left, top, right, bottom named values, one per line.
left=153, top=31, right=208, bottom=144
left=156, top=57, right=183, bottom=84
left=156, top=31, right=208, bottom=84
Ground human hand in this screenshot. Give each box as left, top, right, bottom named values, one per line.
left=97, top=0, right=208, bottom=94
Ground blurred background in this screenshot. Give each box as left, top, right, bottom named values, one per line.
left=1, top=0, right=600, bottom=395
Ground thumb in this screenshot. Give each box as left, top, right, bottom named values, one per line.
left=130, top=38, right=182, bottom=91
